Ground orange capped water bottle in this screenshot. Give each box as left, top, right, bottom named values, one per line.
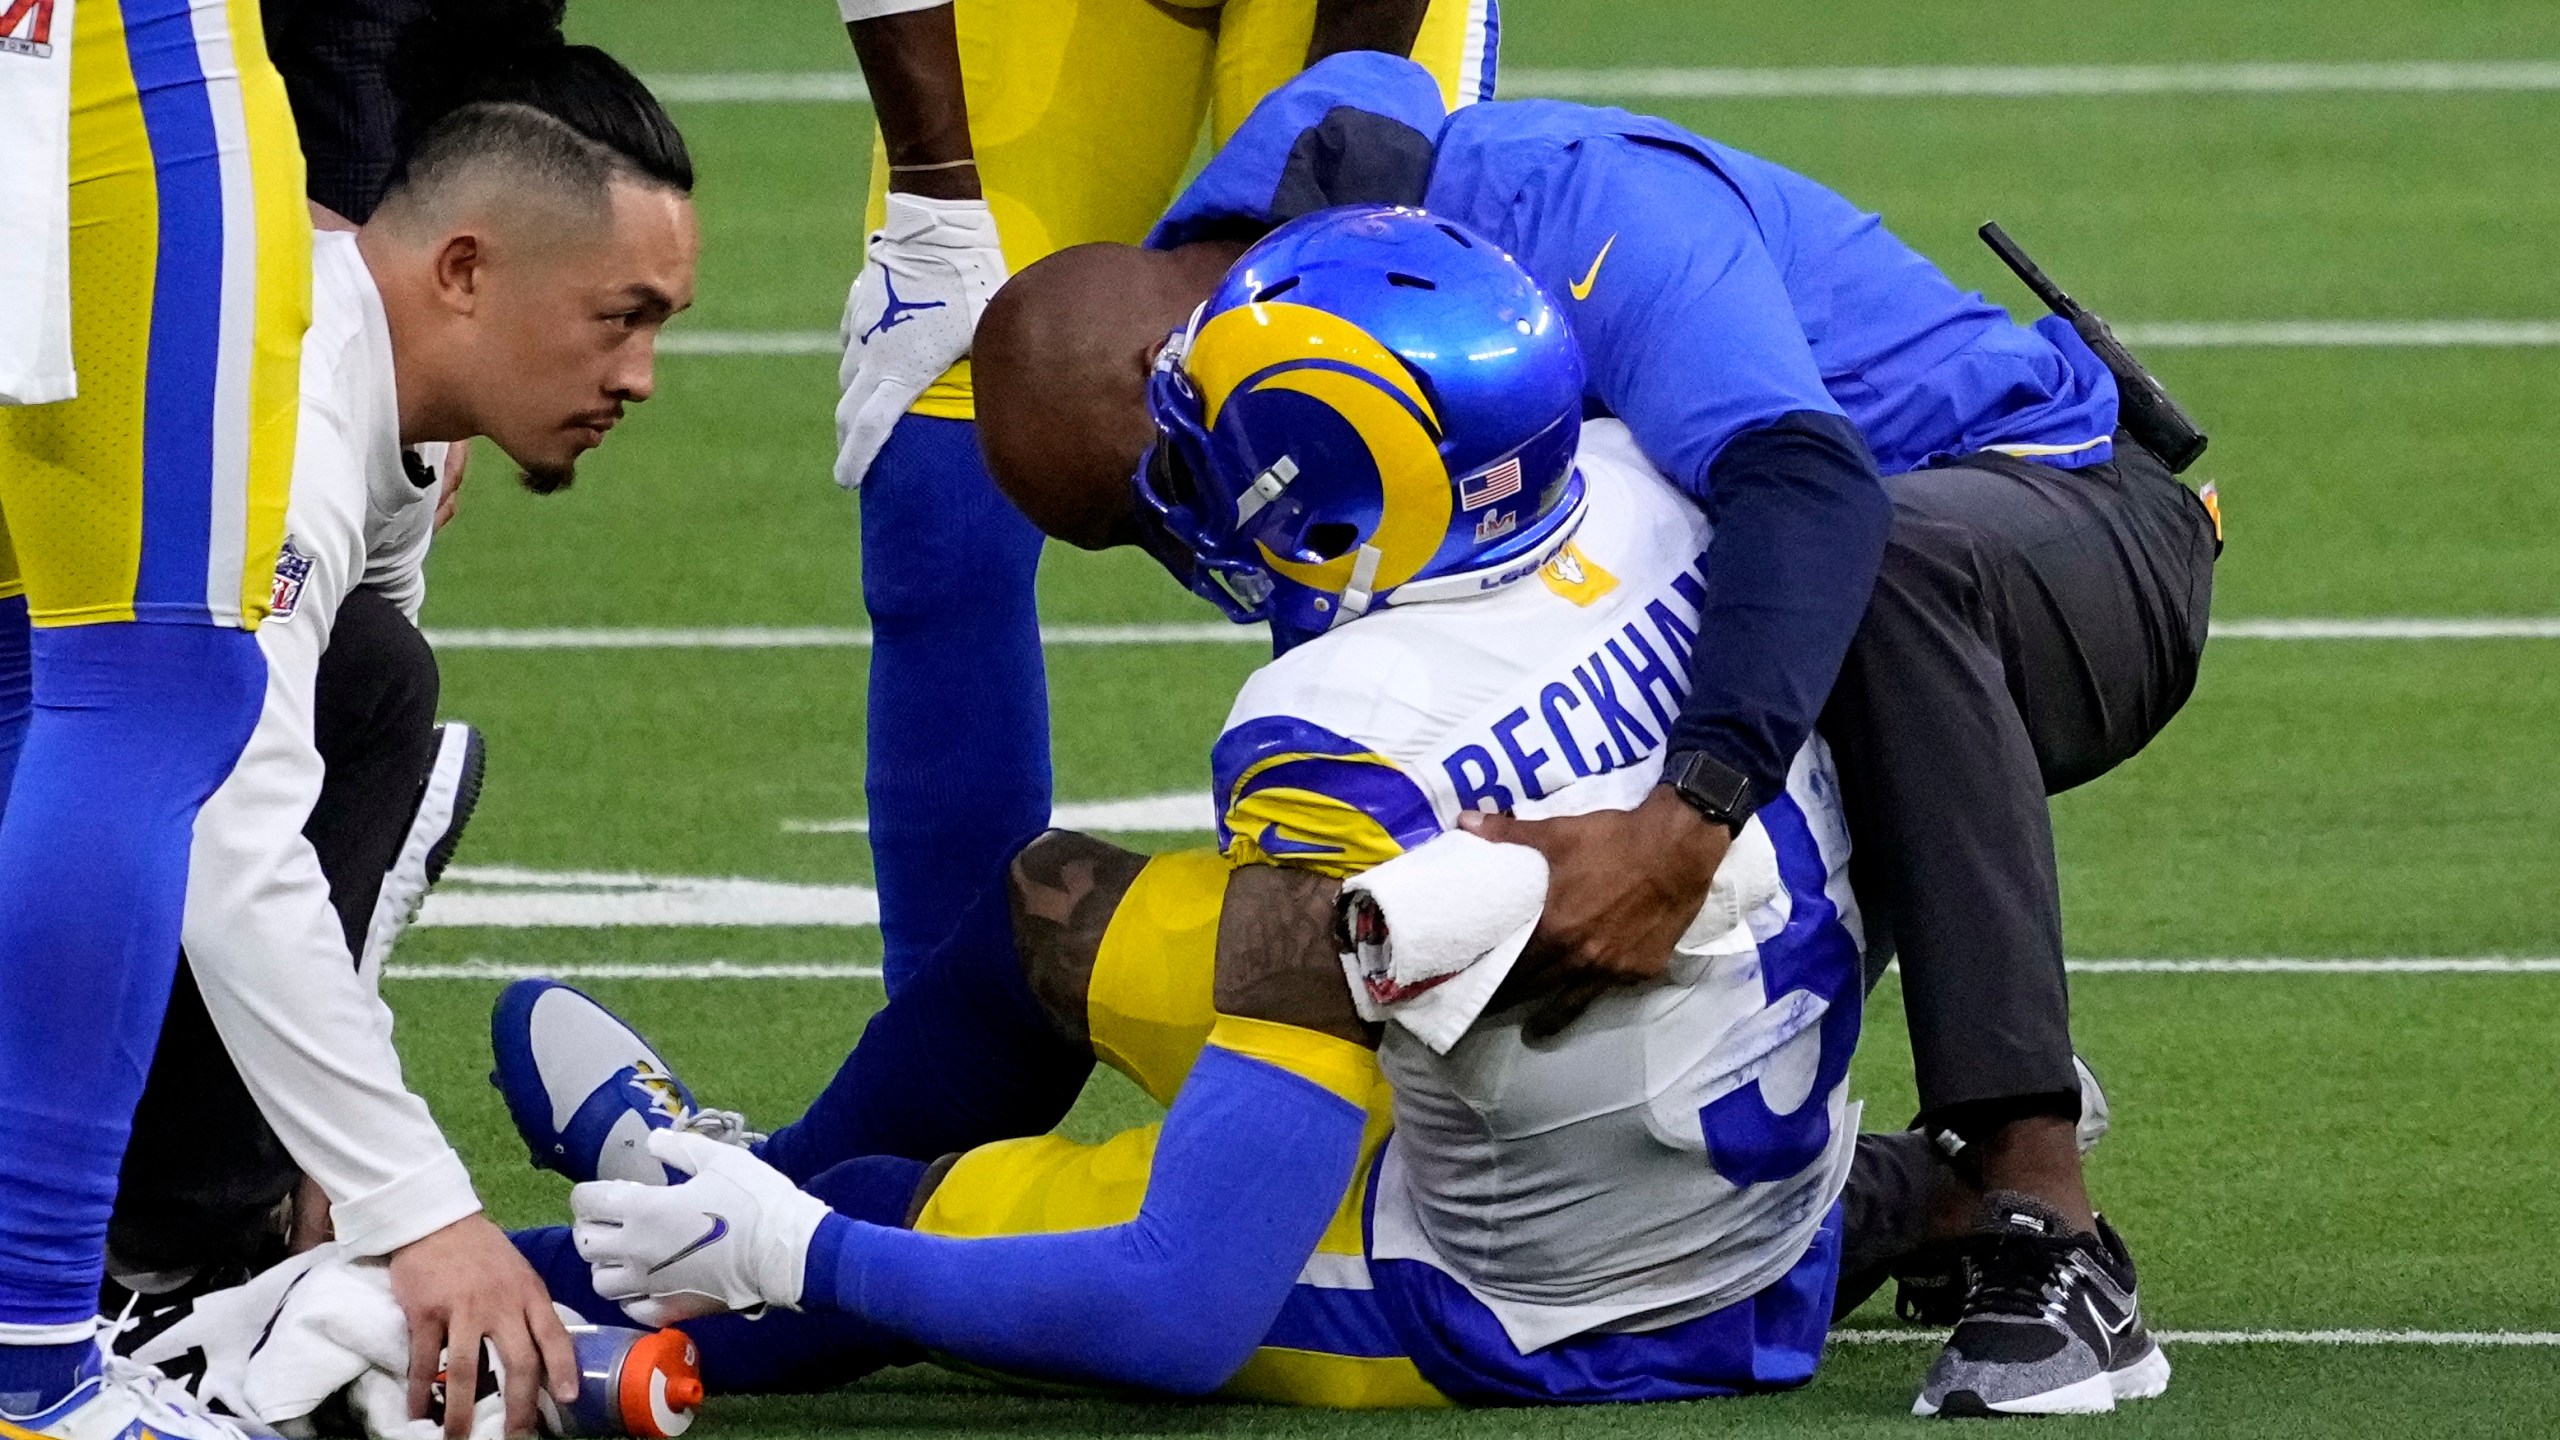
left=540, top=1325, right=704, bottom=1438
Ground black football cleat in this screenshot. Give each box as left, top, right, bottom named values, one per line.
left=359, top=721, right=485, bottom=973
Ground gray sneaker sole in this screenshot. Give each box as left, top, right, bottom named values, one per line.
left=1915, top=1342, right=2171, bottom=1418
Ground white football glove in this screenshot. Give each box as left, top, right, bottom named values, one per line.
left=572, top=1129, right=831, bottom=1327
left=834, top=191, right=1007, bottom=489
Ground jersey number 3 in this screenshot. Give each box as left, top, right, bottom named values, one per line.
left=1697, top=795, right=1863, bottom=1187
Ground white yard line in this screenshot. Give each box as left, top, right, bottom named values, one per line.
left=659, top=330, right=837, bottom=356
left=2117, top=320, right=2560, bottom=348
left=425, top=622, right=1259, bottom=650
left=2070, top=957, right=2560, bottom=974
left=653, top=321, right=2560, bottom=359
left=386, top=959, right=883, bottom=980
left=786, top=791, right=1217, bottom=836
left=1500, top=60, right=2560, bottom=101
left=2211, top=618, right=2560, bottom=639
left=427, top=618, right=2560, bottom=650
left=1833, top=1328, right=2560, bottom=1346
left=647, top=60, right=2560, bottom=106
left=424, top=865, right=877, bottom=927
left=650, top=72, right=872, bottom=103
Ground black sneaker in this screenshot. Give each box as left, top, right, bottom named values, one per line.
left=1899, top=1057, right=2114, bottom=1328
left=358, top=721, right=485, bottom=973
left=1914, top=1193, right=2170, bottom=1417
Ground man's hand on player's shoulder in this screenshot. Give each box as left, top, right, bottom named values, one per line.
left=388, top=1213, right=579, bottom=1439
left=1465, top=787, right=1730, bottom=1038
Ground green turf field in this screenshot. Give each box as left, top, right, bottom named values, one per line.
left=390, top=2, right=2559, bottom=1432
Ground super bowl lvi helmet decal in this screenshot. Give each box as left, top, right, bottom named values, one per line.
left=1136, top=206, right=1589, bottom=645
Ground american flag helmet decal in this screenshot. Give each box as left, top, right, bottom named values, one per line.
left=1459, top=455, right=1524, bottom=510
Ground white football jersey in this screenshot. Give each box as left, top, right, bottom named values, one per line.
left=1212, top=420, right=1864, bottom=1352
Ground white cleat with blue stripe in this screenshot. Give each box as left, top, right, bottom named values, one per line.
left=0, top=1344, right=273, bottom=1440
left=490, top=979, right=758, bottom=1186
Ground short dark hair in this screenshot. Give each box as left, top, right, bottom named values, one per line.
left=391, top=0, right=691, bottom=198
left=390, top=100, right=659, bottom=223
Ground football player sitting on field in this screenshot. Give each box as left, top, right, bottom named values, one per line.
left=488, top=210, right=2004, bottom=1409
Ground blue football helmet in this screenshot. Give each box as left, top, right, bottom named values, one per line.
left=1134, top=206, right=1588, bottom=643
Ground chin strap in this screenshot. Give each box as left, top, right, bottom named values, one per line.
left=1330, top=544, right=1384, bottom=629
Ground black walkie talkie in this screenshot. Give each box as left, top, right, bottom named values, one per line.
left=1979, top=222, right=2209, bottom=474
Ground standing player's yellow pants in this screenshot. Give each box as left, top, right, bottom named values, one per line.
left=0, top=0, right=306, bottom=629
left=914, top=850, right=1452, bottom=1409
left=884, top=0, right=1500, bottom=421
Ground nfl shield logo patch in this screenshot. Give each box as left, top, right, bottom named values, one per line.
left=270, top=538, right=314, bottom=619
left=0, top=0, right=58, bottom=58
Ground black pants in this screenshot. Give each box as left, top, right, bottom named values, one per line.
left=108, top=587, right=443, bottom=1279
left=1819, top=438, right=2218, bottom=1131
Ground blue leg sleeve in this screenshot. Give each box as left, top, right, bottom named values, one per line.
left=758, top=880, right=1091, bottom=1183
left=0, top=596, right=27, bottom=816
left=803, top=1044, right=1364, bottom=1396
left=0, top=622, right=265, bottom=1330
left=857, top=415, right=1051, bottom=997
left=513, top=1158, right=929, bottom=1395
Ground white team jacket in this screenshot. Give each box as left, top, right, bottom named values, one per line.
left=179, top=230, right=474, bottom=1258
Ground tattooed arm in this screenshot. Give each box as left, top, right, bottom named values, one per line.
left=1006, top=832, right=1372, bottom=1052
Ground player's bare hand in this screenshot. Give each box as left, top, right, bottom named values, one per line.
left=1465, top=787, right=1729, bottom=1038
left=388, top=1214, right=579, bottom=1439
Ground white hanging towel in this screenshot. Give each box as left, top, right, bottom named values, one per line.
left=1335, top=830, right=1550, bottom=1054
left=1336, top=820, right=1789, bottom=1055
left=0, top=0, right=78, bottom=405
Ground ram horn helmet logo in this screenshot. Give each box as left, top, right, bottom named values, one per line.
left=1183, top=301, right=1451, bottom=597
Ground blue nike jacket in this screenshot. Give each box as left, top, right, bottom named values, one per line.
left=1148, top=53, right=2121, bottom=809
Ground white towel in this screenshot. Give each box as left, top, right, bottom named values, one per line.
left=1336, top=830, right=1549, bottom=1054
left=1672, top=819, right=1785, bottom=956
left=0, top=0, right=78, bottom=406
left=126, top=1244, right=568, bottom=1440
left=1332, top=817, right=1791, bottom=1055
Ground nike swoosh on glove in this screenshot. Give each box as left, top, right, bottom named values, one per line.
left=834, top=192, right=1007, bottom=488
left=572, top=1129, right=833, bottom=1327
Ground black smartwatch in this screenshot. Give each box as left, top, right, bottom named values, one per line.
left=1661, top=750, right=1755, bottom=834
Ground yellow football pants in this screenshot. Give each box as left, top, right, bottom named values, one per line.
left=915, top=849, right=1448, bottom=1408
left=0, top=0, right=306, bottom=628
left=887, top=0, right=1500, bottom=420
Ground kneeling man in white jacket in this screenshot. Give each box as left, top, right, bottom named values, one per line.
left=108, top=71, right=701, bottom=1440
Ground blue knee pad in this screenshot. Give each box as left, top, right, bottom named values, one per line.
left=0, top=621, right=265, bottom=1328
left=858, top=415, right=1051, bottom=996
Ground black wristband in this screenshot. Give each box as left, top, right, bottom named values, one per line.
left=1662, top=750, right=1755, bottom=833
